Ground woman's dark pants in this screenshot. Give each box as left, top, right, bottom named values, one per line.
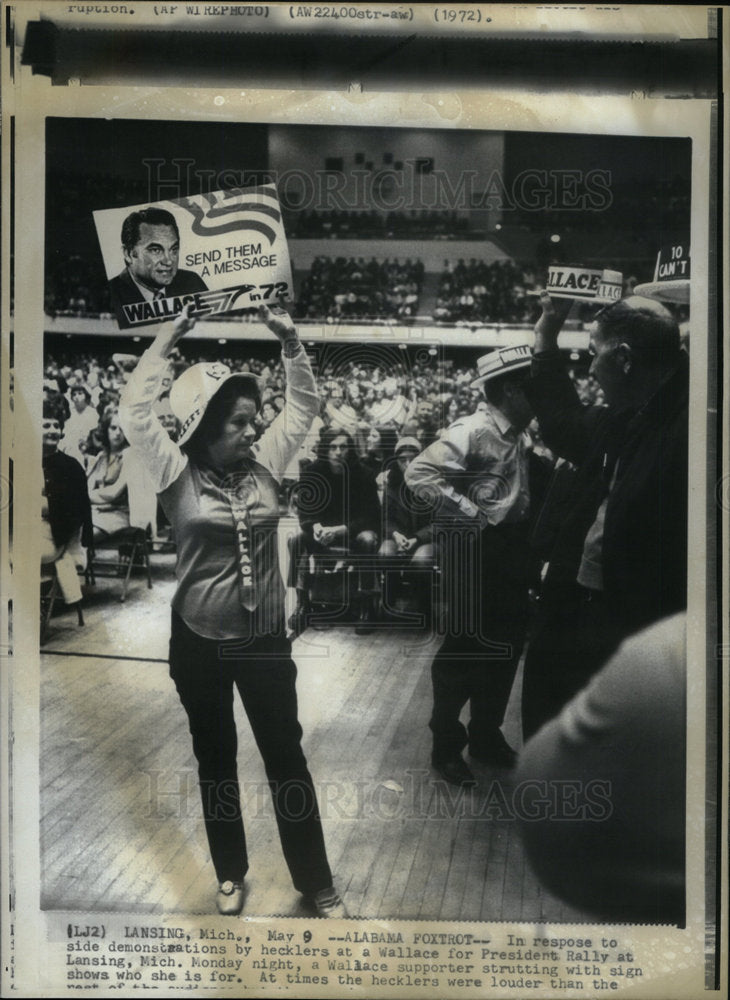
left=169, top=610, right=333, bottom=892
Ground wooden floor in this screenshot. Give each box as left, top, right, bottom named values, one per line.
left=40, top=556, right=589, bottom=923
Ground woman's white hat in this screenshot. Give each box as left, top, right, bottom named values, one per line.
left=170, top=362, right=264, bottom=446
left=471, top=344, right=532, bottom=388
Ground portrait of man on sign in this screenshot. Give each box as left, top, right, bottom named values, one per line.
left=108, top=207, right=208, bottom=328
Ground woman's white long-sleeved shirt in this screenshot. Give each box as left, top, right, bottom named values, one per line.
left=119, top=344, right=318, bottom=640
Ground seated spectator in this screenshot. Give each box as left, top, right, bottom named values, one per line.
left=287, top=429, right=380, bottom=636
left=444, top=396, right=460, bottom=426
left=43, top=378, right=70, bottom=424
left=61, top=383, right=98, bottom=466
left=259, top=400, right=278, bottom=428
left=153, top=398, right=180, bottom=441
left=41, top=405, right=93, bottom=608
left=86, top=411, right=130, bottom=539
left=361, top=425, right=398, bottom=485
left=96, top=387, right=121, bottom=423
left=378, top=437, right=436, bottom=616
left=325, top=384, right=362, bottom=438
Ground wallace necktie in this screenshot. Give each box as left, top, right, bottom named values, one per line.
left=228, top=474, right=258, bottom=611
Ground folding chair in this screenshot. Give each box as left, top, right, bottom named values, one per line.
left=85, top=525, right=152, bottom=602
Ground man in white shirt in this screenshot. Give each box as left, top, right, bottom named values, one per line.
left=60, top=384, right=99, bottom=466
left=406, top=345, right=536, bottom=787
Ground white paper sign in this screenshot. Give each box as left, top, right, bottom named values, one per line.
left=93, top=185, right=293, bottom=330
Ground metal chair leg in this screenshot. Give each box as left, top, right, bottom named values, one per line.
left=120, top=543, right=136, bottom=602
left=41, top=576, right=59, bottom=643
left=144, top=540, right=152, bottom=589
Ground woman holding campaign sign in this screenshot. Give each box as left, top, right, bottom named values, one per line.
left=119, top=303, right=346, bottom=919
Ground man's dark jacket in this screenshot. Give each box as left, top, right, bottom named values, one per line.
left=525, top=349, right=688, bottom=638
left=43, top=450, right=93, bottom=549
left=109, top=268, right=208, bottom=328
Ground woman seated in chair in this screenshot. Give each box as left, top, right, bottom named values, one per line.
left=378, top=436, right=436, bottom=618
left=288, top=428, right=380, bottom=635
left=361, top=424, right=398, bottom=490
left=86, top=411, right=131, bottom=539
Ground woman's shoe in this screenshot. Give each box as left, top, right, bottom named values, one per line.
left=302, top=886, right=349, bottom=919
left=216, top=880, right=246, bottom=916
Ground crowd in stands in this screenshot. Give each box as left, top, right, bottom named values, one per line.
left=433, top=258, right=540, bottom=325
left=295, top=256, right=424, bottom=321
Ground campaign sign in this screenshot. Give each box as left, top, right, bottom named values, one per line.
left=654, top=243, right=691, bottom=281
left=595, top=269, right=623, bottom=303
left=94, top=185, right=293, bottom=330
left=546, top=264, right=604, bottom=300
left=633, top=243, right=690, bottom=303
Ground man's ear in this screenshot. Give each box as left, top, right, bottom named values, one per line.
left=616, top=342, right=632, bottom=374
left=122, top=246, right=133, bottom=266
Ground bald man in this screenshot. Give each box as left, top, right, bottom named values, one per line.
left=521, top=295, right=688, bottom=738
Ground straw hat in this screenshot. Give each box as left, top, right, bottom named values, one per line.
left=471, top=344, right=532, bottom=388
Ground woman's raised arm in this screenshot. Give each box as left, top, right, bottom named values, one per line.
left=118, top=306, right=197, bottom=493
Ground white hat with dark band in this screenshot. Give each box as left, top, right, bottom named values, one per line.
left=471, top=344, right=532, bottom=388
left=394, top=436, right=422, bottom=457
left=170, top=362, right=264, bottom=446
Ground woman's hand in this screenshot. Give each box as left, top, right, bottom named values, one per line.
left=258, top=303, right=298, bottom=348
left=151, top=304, right=197, bottom=359
left=172, top=303, right=198, bottom=341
